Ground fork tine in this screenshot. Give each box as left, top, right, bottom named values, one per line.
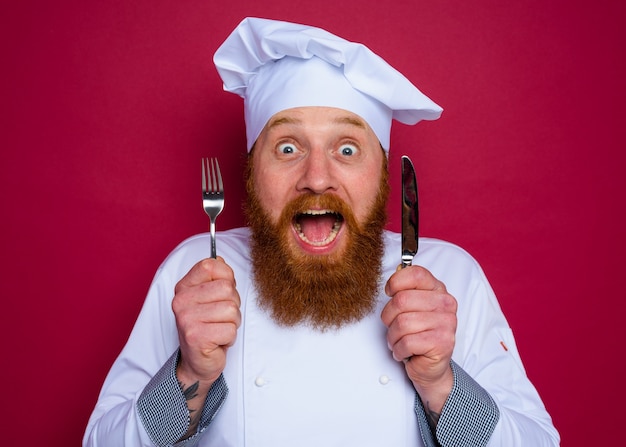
left=202, top=158, right=207, bottom=193
left=209, top=158, right=216, bottom=192
left=213, top=158, right=223, bottom=192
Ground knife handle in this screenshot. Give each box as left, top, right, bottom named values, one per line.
left=401, top=255, right=413, bottom=269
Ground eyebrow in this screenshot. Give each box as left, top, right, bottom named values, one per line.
left=333, top=116, right=366, bottom=129
left=266, top=116, right=302, bottom=129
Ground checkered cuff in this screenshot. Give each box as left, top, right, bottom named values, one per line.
left=415, top=360, right=500, bottom=447
left=137, top=350, right=229, bottom=447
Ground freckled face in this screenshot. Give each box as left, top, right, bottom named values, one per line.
left=250, top=106, right=386, bottom=256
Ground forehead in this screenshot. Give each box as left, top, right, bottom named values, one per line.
left=263, top=106, right=373, bottom=135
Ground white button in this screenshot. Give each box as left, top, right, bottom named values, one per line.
left=379, top=375, right=390, bottom=385
left=254, top=377, right=266, bottom=387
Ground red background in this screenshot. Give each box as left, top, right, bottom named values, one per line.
left=2, top=0, right=624, bottom=445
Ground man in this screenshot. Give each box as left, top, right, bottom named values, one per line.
left=84, top=17, right=559, bottom=446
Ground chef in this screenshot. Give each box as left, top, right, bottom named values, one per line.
left=83, top=17, right=560, bottom=447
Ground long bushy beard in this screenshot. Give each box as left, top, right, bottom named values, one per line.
left=244, top=157, right=389, bottom=331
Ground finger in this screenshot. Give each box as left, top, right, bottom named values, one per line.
left=177, top=306, right=241, bottom=358
left=197, top=299, right=241, bottom=327
left=385, top=265, right=445, bottom=297
left=386, top=311, right=455, bottom=350
left=194, top=278, right=241, bottom=306
left=173, top=280, right=241, bottom=318
left=177, top=257, right=235, bottom=289
left=385, top=310, right=431, bottom=347
left=192, top=321, right=240, bottom=349
left=381, top=289, right=455, bottom=327
left=388, top=329, right=441, bottom=362
left=391, top=322, right=456, bottom=362
left=176, top=298, right=241, bottom=326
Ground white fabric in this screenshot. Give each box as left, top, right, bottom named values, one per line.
left=83, top=228, right=560, bottom=446
left=213, top=17, right=443, bottom=150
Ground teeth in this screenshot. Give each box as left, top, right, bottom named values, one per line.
left=302, top=209, right=333, bottom=215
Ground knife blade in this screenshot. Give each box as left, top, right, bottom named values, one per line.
left=401, top=155, right=419, bottom=268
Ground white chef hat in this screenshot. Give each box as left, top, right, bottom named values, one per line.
left=213, top=17, right=443, bottom=151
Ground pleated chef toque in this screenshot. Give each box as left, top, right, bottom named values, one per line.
left=213, top=17, right=443, bottom=151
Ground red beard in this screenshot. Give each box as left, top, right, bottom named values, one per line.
left=244, top=157, right=389, bottom=331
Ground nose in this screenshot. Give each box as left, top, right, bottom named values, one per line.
left=295, top=149, right=339, bottom=195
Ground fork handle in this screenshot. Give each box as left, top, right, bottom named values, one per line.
left=210, top=221, right=217, bottom=259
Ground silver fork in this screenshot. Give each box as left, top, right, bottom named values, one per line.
left=202, top=157, right=224, bottom=258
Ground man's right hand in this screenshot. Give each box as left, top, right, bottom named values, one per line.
left=172, top=257, right=241, bottom=388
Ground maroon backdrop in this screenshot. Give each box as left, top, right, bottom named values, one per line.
left=2, top=0, right=625, bottom=445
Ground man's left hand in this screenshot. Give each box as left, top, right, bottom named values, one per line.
left=382, top=265, right=457, bottom=412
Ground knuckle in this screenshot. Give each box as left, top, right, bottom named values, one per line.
left=411, top=265, right=429, bottom=282
left=223, top=280, right=239, bottom=297
left=226, top=322, right=239, bottom=340
left=226, top=302, right=242, bottom=324
left=199, top=258, right=213, bottom=271
left=181, top=325, right=201, bottom=345
left=173, top=280, right=186, bottom=295
left=392, top=290, right=412, bottom=309
left=442, top=293, right=458, bottom=312
left=395, top=312, right=413, bottom=330
left=398, top=334, right=415, bottom=354
left=172, top=295, right=187, bottom=316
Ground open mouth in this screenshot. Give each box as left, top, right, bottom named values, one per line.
left=293, top=209, right=344, bottom=247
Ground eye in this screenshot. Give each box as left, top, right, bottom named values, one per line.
left=277, top=143, right=297, bottom=155
left=338, top=144, right=358, bottom=157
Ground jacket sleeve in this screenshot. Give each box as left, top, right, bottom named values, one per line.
left=415, top=361, right=499, bottom=447
left=137, top=350, right=228, bottom=446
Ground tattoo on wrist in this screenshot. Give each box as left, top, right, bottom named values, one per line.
left=426, top=401, right=441, bottom=431
left=179, top=380, right=199, bottom=401
left=178, top=380, right=201, bottom=437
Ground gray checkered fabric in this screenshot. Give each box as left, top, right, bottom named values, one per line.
left=415, top=360, right=500, bottom=447
left=137, top=350, right=228, bottom=447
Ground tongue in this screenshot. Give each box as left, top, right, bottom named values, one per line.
left=299, top=214, right=336, bottom=243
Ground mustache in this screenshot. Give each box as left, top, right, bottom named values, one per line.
left=278, top=193, right=358, bottom=230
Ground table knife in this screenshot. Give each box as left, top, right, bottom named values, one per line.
left=401, top=155, right=419, bottom=268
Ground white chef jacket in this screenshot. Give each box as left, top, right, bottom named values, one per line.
left=83, top=228, right=560, bottom=446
